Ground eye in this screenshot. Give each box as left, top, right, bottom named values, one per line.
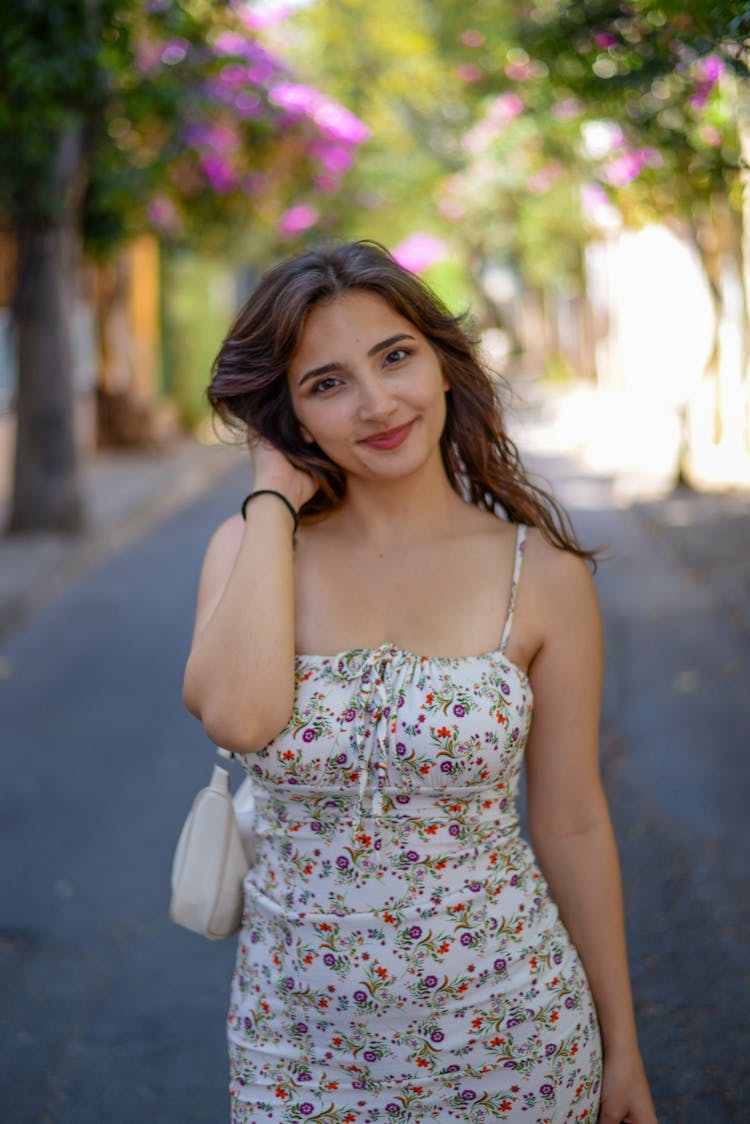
left=310, top=375, right=341, bottom=395
left=384, top=347, right=411, bottom=365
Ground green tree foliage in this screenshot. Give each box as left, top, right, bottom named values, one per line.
left=0, top=0, right=369, bottom=531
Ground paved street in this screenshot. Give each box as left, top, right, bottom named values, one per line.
left=1, top=426, right=749, bottom=1122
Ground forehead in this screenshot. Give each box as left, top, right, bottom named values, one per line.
left=290, top=290, right=417, bottom=367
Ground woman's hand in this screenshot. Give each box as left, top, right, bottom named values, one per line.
left=247, top=429, right=319, bottom=512
left=598, top=1048, right=657, bottom=1123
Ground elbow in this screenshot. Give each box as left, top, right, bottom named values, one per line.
left=182, top=673, right=293, bottom=755
left=182, top=651, right=296, bottom=755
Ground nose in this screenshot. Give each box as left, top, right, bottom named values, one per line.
left=356, top=372, right=398, bottom=422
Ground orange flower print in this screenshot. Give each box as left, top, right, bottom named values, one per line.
left=229, top=578, right=601, bottom=1120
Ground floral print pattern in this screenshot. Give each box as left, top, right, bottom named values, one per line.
left=228, top=526, right=601, bottom=1122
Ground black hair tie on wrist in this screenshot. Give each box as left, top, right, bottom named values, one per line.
left=241, top=489, right=299, bottom=535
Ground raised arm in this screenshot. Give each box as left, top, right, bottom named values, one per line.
left=182, top=439, right=317, bottom=754
left=524, top=537, right=657, bottom=1124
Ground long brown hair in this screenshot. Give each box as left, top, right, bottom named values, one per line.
left=209, top=239, right=596, bottom=562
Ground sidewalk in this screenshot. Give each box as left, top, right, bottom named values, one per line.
left=0, top=438, right=246, bottom=639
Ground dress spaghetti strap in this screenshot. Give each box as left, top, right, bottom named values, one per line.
left=500, top=523, right=527, bottom=654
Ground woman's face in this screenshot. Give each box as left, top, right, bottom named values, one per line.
left=287, top=290, right=449, bottom=481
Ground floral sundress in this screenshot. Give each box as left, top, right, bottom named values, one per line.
left=228, top=524, right=602, bottom=1122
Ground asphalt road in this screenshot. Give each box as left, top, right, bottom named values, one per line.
left=1, top=451, right=748, bottom=1123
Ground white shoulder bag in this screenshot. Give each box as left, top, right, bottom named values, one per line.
left=169, top=748, right=258, bottom=940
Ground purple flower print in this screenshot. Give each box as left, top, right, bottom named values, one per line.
left=344, top=708, right=356, bottom=722
left=299, top=1072, right=312, bottom=1082
left=540, top=1083, right=554, bottom=1095
left=460, top=933, right=473, bottom=946
left=300, top=1106, right=314, bottom=1117
left=336, top=752, right=348, bottom=765
left=396, top=794, right=410, bottom=805
left=431, top=1030, right=445, bottom=1043
left=409, top=925, right=423, bottom=939
left=295, top=1022, right=308, bottom=1033
left=453, top=703, right=466, bottom=717
left=353, top=990, right=368, bottom=1003
left=374, top=838, right=382, bottom=851
left=311, top=821, right=321, bottom=832
left=323, top=953, right=335, bottom=966
left=461, top=1089, right=477, bottom=1101
left=396, top=742, right=407, bottom=757
left=353, top=1079, right=366, bottom=1089
left=405, top=850, right=419, bottom=862
left=386, top=1105, right=400, bottom=1114
left=449, top=824, right=460, bottom=837
left=423, top=975, right=438, bottom=988
left=565, top=996, right=575, bottom=1009
left=553, top=952, right=563, bottom=965
left=503, top=1060, right=517, bottom=1068
left=336, top=856, right=349, bottom=870
left=545, top=1043, right=557, bottom=1056
left=445, top=1064, right=460, bottom=1073
left=501, top=683, right=511, bottom=696
left=440, top=761, right=453, bottom=773
left=302, top=729, right=315, bottom=742
left=283, top=977, right=294, bottom=990
left=494, top=957, right=507, bottom=972
left=363, top=1049, right=378, bottom=1061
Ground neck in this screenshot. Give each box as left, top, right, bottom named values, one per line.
left=332, top=450, right=467, bottom=549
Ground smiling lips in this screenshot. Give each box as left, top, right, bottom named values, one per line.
left=359, top=419, right=416, bottom=450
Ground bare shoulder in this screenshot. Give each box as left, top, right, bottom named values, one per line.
left=522, top=526, right=600, bottom=628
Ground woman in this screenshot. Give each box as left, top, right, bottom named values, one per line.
left=183, top=241, right=656, bottom=1123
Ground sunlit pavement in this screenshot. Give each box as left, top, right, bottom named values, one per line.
left=0, top=383, right=748, bottom=1121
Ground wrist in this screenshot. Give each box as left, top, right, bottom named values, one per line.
left=241, top=490, right=299, bottom=534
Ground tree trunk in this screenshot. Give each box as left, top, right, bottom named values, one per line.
left=7, top=127, right=86, bottom=533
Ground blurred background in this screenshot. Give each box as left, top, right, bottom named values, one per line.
left=1, top=2, right=749, bottom=1121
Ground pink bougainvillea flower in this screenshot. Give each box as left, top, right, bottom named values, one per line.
left=309, top=140, right=354, bottom=174
left=690, top=53, right=726, bottom=108
left=312, top=100, right=370, bottom=145
left=268, top=81, right=320, bottom=115
left=697, top=54, right=726, bottom=83
left=601, top=147, right=653, bottom=187
left=391, top=234, right=448, bottom=274
left=269, top=83, right=370, bottom=145
left=699, top=124, right=722, bottom=148
left=487, top=93, right=524, bottom=124
left=242, top=4, right=293, bottom=30
left=594, top=32, right=617, bottom=49
left=459, top=29, right=485, bottom=48
left=147, top=195, right=179, bottom=230
left=185, top=122, right=238, bottom=155
left=199, top=154, right=238, bottom=193
left=504, top=62, right=531, bottom=81
left=581, top=182, right=610, bottom=214
left=279, top=204, right=319, bottom=237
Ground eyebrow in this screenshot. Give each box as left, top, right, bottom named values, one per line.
left=297, top=333, right=416, bottom=388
